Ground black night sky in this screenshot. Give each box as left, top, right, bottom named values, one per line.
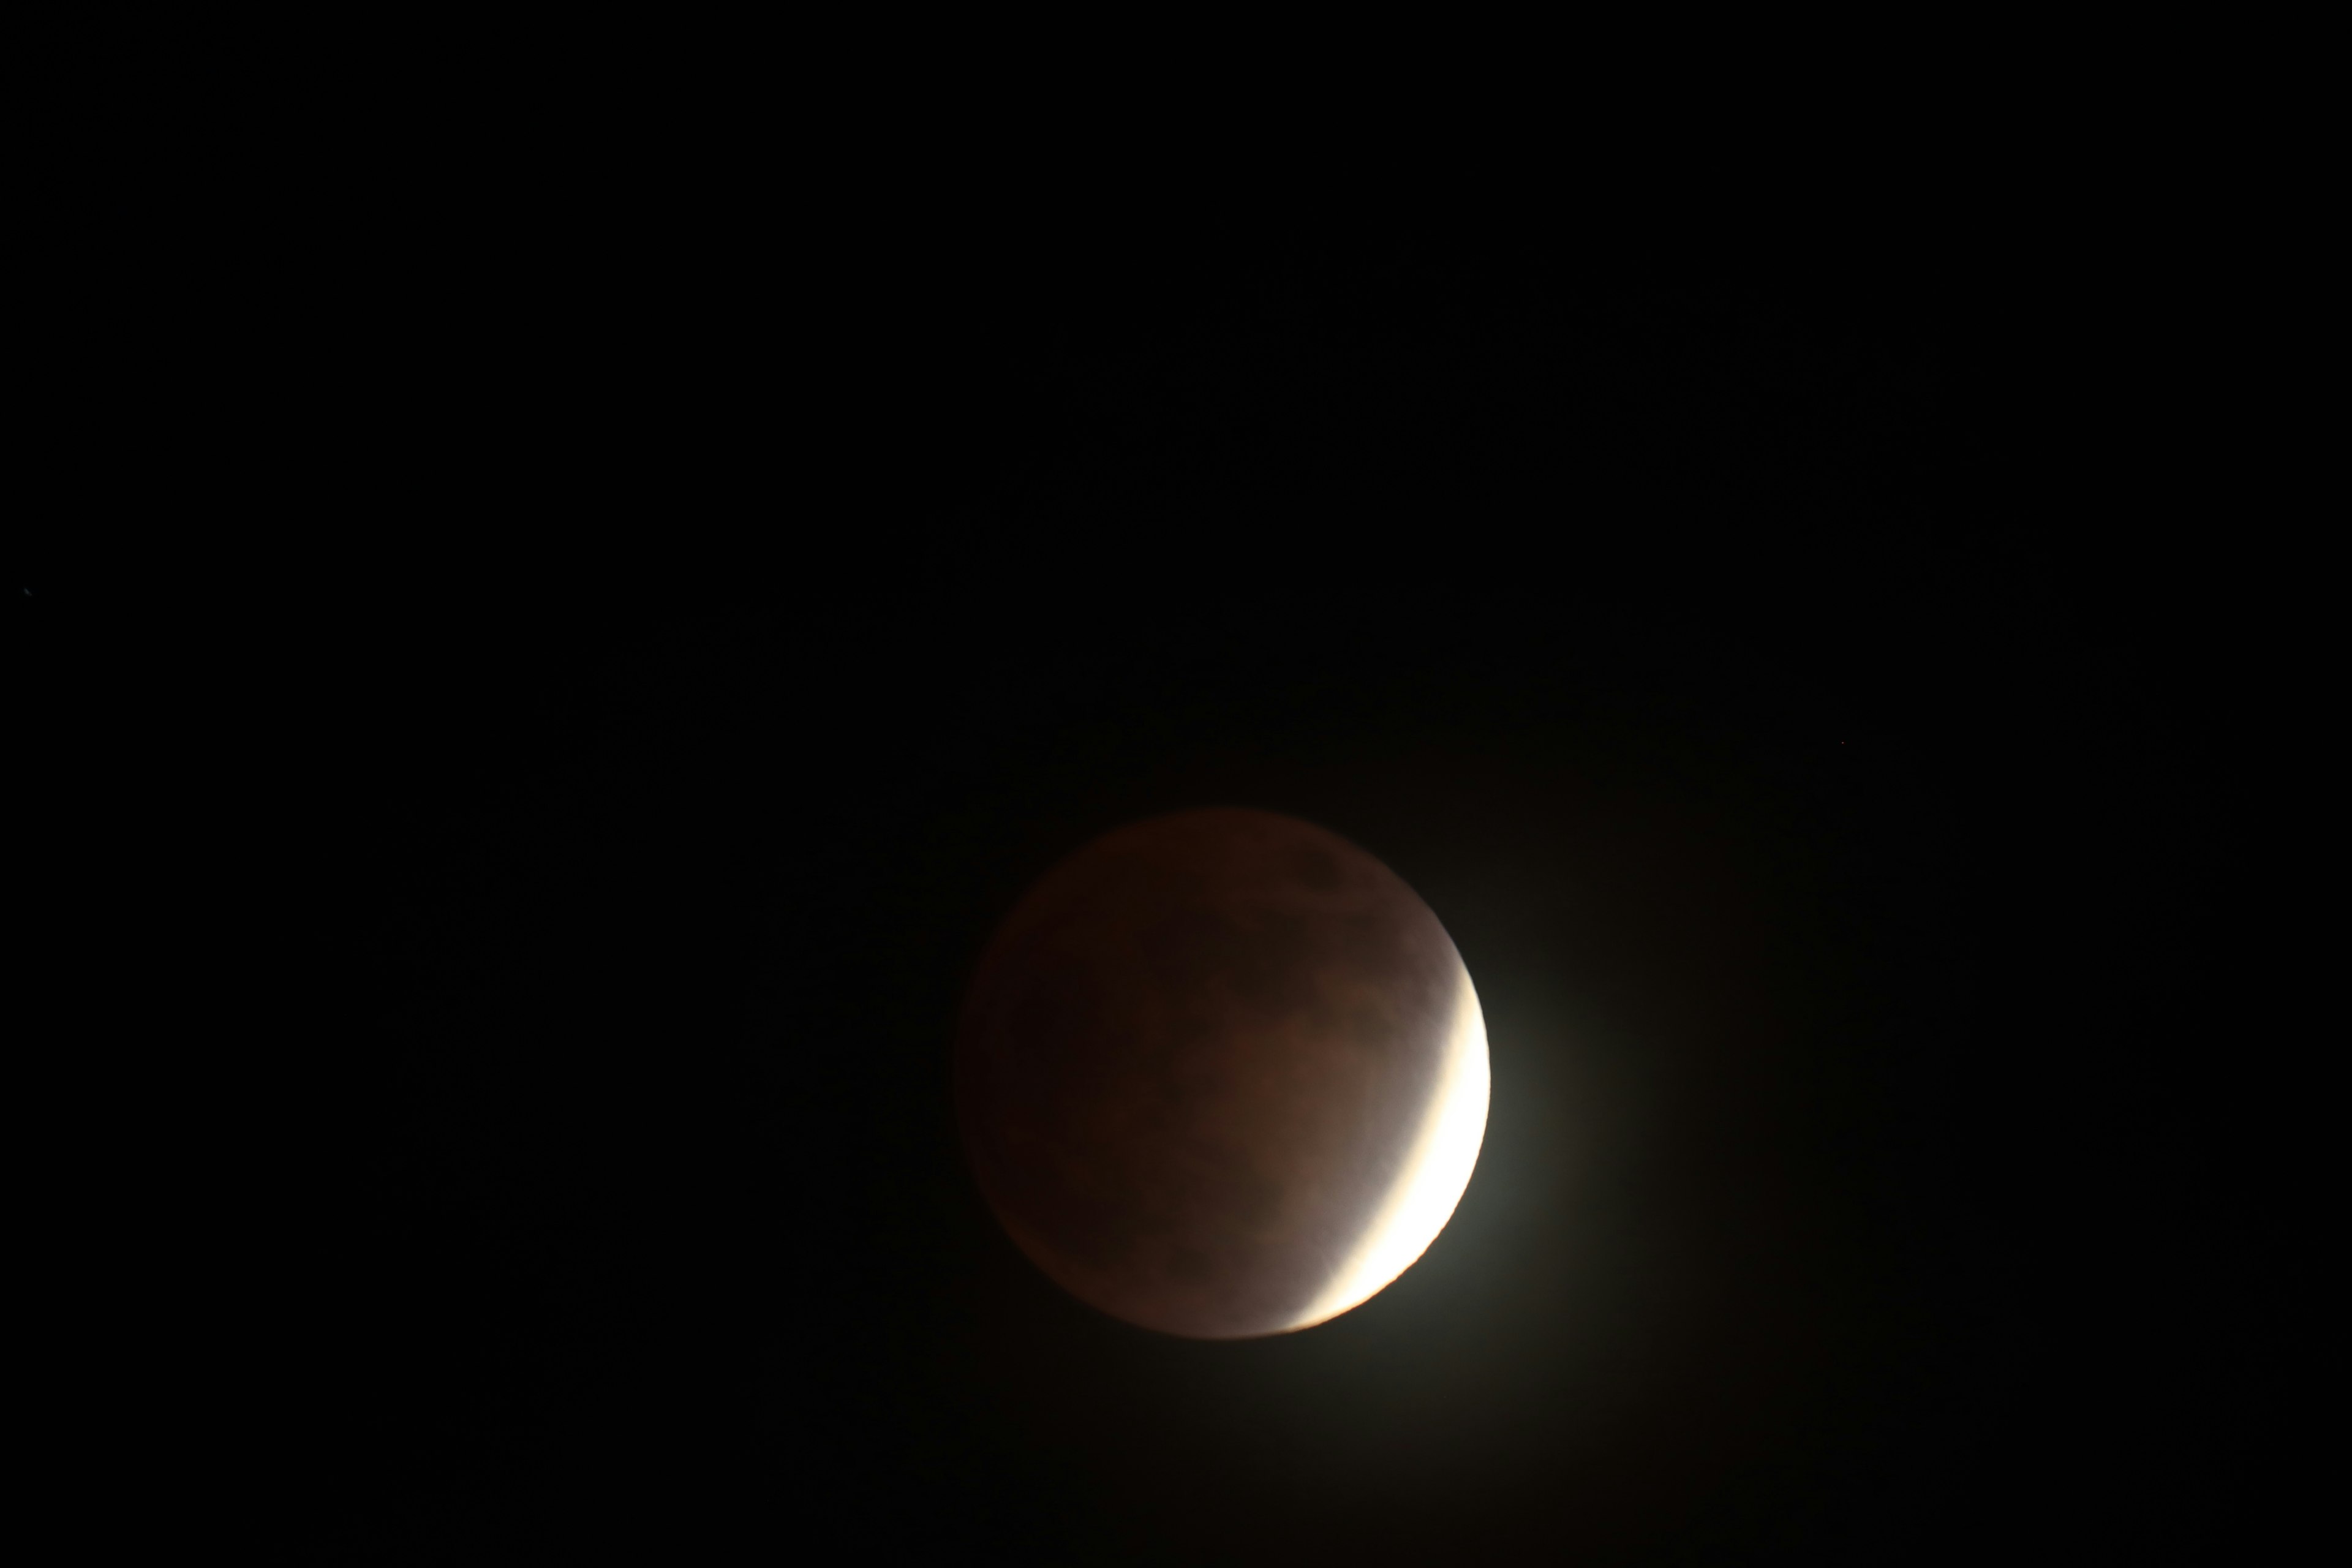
left=48, top=201, right=2280, bottom=1561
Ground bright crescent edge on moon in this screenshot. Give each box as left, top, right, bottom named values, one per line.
left=1287, top=962, right=1491, bottom=1331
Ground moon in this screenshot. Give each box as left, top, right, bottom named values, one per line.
left=955, top=808, right=1489, bottom=1339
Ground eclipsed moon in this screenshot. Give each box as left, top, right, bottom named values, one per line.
left=954, top=808, right=1489, bottom=1339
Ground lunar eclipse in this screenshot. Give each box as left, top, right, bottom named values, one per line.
left=955, top=809, right=1489, bottom=1339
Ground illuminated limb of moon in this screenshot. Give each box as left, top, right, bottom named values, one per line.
left=1288, top=967, right=1488, bottom=1331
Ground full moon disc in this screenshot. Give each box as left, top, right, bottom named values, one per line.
left=955, top=809, right=1489, bottom=1339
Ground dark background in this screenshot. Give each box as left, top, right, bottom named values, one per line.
left=32, top=188, right=2282, bottom=1561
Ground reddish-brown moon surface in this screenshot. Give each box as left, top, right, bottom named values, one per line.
left=955, top=809, right=1490, bottom=1340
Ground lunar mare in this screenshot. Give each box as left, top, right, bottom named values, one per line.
left=954, top=808, right=1490, bottom=1339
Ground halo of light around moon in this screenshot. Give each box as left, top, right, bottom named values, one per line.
left=954, top=808, right=1490, bottom=1339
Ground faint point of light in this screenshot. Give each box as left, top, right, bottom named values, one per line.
left=1288, top=963, right=1491, bottom=1330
